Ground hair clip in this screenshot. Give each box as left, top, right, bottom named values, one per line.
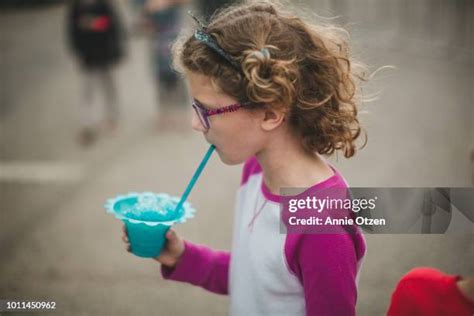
left=261, top=48, right=270, bottom=59
left=194, top=30, right=241, bottom=70
left=187, top=10, right=207, bottom=31
left=250, top=47, right=271, bottom=59
left=187, top=11, right=241, bottom=71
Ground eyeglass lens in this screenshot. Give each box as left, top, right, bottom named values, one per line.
left=192, top=103, right=210, bottom=129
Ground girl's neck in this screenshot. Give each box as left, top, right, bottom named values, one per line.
left=256, top=129, right=334, bottom=195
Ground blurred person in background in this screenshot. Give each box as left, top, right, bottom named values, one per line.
left=128, top=0, right=148, bottom=34
left=387, top=267, right=474, bottom=315
left=143, top=0, right=188, bottom=130
left=67, top=0, right=125, bottom=146
left=387, top=152, right=474, bottom=314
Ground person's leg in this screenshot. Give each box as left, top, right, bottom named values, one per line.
left=78, top=67, right=100, bottom=146
left=79, top=68, right=95, bottom=127
left=100, top=66, right=119, bottom=131
left=157, top=29, right=179, bottom=91
left=153, top=31, right=174, bottom=130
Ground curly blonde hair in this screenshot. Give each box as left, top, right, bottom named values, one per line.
left=173, top=0, right=368, bottom=158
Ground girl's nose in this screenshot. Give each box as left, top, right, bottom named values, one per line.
left=191, top=114, right=207, bottom=132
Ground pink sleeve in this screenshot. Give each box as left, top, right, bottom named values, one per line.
left=285, top=232, right=366, bottom=316
left=160, top=241, right=230, bottom=295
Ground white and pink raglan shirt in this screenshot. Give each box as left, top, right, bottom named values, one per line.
left=161, top=157, right=366, bottom=316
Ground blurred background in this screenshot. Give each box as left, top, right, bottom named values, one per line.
left=0, top=0, right=473, bottom=315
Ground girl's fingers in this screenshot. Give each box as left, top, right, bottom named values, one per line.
left=166, top=229, right=176, bottom=240
left=122, top=225, right=131, bottom=252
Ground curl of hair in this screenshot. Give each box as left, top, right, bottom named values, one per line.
left=173, top=0, right=369, bottom=158
left=241, top=46, right=297, bottom=108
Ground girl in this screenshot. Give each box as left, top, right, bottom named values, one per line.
left=122, top=1, right=367, bottom=314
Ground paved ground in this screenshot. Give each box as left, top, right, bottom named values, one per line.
left=0, top=1, right=473, bottom=315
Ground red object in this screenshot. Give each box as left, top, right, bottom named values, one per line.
left=387, top=267, right=474, bottom=316
left=91, top=16, right=110, bottom=32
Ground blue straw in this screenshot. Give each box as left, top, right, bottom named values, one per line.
left=174, top=144, right=216, bottom=213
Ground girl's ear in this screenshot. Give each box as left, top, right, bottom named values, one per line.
left=260, top=108, right=286, bottom=132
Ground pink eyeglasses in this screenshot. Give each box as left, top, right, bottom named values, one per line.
left=192, top=99, right=242, bottom=130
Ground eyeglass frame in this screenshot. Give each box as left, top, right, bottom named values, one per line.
left=192, top=99, right=242, bottom=130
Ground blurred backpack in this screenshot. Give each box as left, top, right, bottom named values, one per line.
left=67, top=0, right=125, bottom=68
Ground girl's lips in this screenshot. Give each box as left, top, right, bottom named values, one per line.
left=205, top=138, right=215, bottom=147
left=208, top=142, right=217, bottom=151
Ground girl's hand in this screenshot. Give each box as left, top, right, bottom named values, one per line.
left=122, top=225, right=185, bottom=269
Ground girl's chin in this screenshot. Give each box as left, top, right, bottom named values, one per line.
left=214, top=149, right=231, bottom=165
left=216, top=150, right=246, bottom=166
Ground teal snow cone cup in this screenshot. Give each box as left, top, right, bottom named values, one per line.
left=105, top=192, right=195, bottom=258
